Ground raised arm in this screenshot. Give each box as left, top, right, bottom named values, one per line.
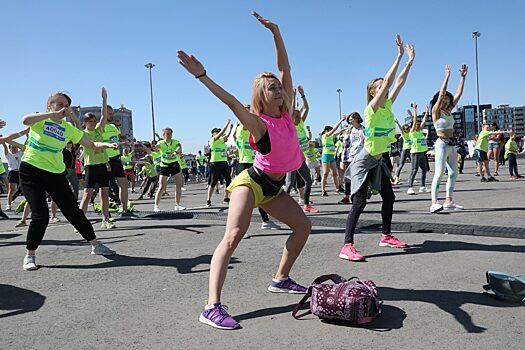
left=395, top=120, right=405, bottom=134
left=22, top=108, right=67, bottom=126
left=297, top=85, right=309, bottom=121
left=450, top=64, right=468, bottom=111
left=69, top=107, right=82, bottom=129
left=327, top=116, right=346, bottom=137
left=370, top=35, right=405, bottom=112
left=2, top=142, right=7, bottom=156
left=390, top=44, right=415, bottom=103
left=78, top=136, right=118, bottom=152
left=420, top=104, right=430, bottom=128
left=223, top=123, right=234, bottom=141
left=177, top=51, right=266, bottom=141
left=6, top=139, right=26, bottom=151
left=411, top=104, right=418, bottom=132
left=332, top=125, right=348, bottom=137
left=0, top=128, right=29, bottom=144
left=252, top=11, right=293, bottom=109
left=432, top=65, right=451, bottom=122
left=99, top=87, right=108, bottom=130
left=306, top=125, right=312, bottom=140
left=212, top=119, right=231, bottom=141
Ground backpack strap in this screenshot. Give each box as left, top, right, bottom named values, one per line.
left=312, top=274, right=346, bottom=285
left=292, top=286, right=313, bottom=319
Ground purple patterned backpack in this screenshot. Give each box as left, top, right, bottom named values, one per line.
left=292, top=274, right=381, bottom=324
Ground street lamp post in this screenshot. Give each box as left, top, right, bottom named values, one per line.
left=145, top=63, right=156, bottom=142
left=472, top=31, right=481, bottom=134
left=336, top=89, right=343, bottom=119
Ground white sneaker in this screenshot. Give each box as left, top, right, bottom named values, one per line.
left=407, top=188, right=415, bottom=195
left=91, top=243, right=116, bottom=255
left=181, top=187, right=187, bottom=191
left=443, top=202, right=464, bottom=211
left=174, top=205, right=186, bottom=211
left=261, top=220, right=281, bottom=230
left=243, top=233, right=251, bottom=239
left=50, top=216, right=61, bottom=223
left=430, top=203, right=443, bottom=213
left=153, top=206, right=161, bottom=212
left=23, top=255, right=37, bottom=271
left=418, top=187, right=428, bottom=193
left=101, top=220, right=116, bottom=229
left=15, top=221, right=27, bottom=228
left=5, top=204, right=11, bottom=211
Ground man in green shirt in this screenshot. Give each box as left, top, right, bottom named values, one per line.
left=475, top=124, right=508, bottom=182
left=195, top=150, right=207, bottom=182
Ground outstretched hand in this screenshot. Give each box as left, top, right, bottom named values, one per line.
left=102, top=87, right=107, bottom=100
left=405, top=43, right=415, bottom=62
left=395, top=34, right=404, bottom=57
left=445, top=64, right=452, bottom=77
left=459, top=64, right=468, bottom=77
left=252, top=11, right=278, bottom=32
left=177, top=50, right=206, bottom=77
left=0, top=119, right=6, bottom=128
left=297, top=85, right=304, bottom=96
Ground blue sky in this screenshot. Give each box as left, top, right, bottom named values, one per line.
left=1, top=0, right=524, bottom=154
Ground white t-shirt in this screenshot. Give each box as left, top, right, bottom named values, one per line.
left=6, top=151, right=23, bottom=171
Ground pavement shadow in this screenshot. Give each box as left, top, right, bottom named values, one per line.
left=44, top=254, right=241, bottom=274
left=114, top=224, right=211, bottom=235
left=320, top=304, right=406, bottom=331
left=235, top=302, right=301, bottom=321
left=365, top=240, right=525, bottom=259
left=0, top=284, right=46, bottom=318
left=0, top=237, right=131, bottom=248
left=379, top=286, right=520, bottom=333
left=0, top=233, right=22, bottom=240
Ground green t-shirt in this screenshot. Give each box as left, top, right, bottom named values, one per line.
left=196, top=155, right=206, bottom=166
left=83, top=125, right=109, bottom=165
left=475, top=130, right=491, bottom=152
left=140, top=163, right=158, bottom=178
left=363, top=99, right=397, bottom=156
left=235, top=126, right=254, bottom=164
left=0, top=162, right=5, bottom=174
left=305, top=145, right=317, bottom=162
left=321, top=134, right=336, bottom=156
left=295, top=120, right=309, bottom=156
left=402, top=133, right=412, bottom=150
left=409, top=130, right=428, bottom=153
left=150, top=150, right=161, bottom=166
left=102, top=123, right=121, bottom=158
left=504, top=139, right=518, bottom=159
left=178, top=155, right=188, bottom=169
left=22, top=118, right=84, bottom=173
left=335, top=139, right=343, bottom=157
left=209, top=138, right=227, bottom=162
left=121, top=153, right=133, bottom=170
left=157, top=139, right=181, bottom=166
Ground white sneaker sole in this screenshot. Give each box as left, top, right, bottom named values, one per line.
left=267, top=286, right=306, bottom=294
left=198, top=314, right=239, bottom=330
left=23, top=264, right=38, bottom=271
left=338, top=253, right=364, bottom=261
left=379, top=242, right=407, bottom=248
left=430, top=206, right=444, bottom=214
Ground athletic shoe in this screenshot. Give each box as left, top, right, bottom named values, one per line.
left=336, top=187, right=345, bottom=194
left=510, top=176, right=519, bottom=180
left=298, top=199, right=305, bottom=205
left=321, top=191, right=328, bottom=197
left=101, top=220, right=116, bottom=229
left=243, top=233, right=251, bottom=239
left=215, top=189, right=219, bottom=194
left=50, top=216, right=61, bottom=223
left=15, top=221, right=27, bottom=228
left=443, top=202, right=464, bottom=211
left=174, top=205, right=186, bottom=211
left=480, top=177, right=489, bottom=183
left=223, top=198, right=230, bottom=204
left=475, top=173, right=480, bottom=176
left=5, top=204, right=11, bottom=211
left=430, top=203, right=443, bottom=213
left=206, top=200, right=212, bottom=207
left=407, top=188, right=415, bottom=195
left=488, top=176, right=499, bottom=182
left=0, top=210, right=8, bottom=220
left=518, top=175, right=525, bottom=179
left=379, top=234, right=408, bottom=248
left=23, top=255, right=37, bottom=271
left=153, top=206, right=161, bottom=212
left=268, top=277, right=307, bottom=294
left=494, top=172, right=499, bottom=176
left=181, top=187, right=187, bottom=191
left=91, top=243, right=116, bottom=255
left=261, top=220, right=281, bottom=230
left=119, top=211, right=136, bottom=218
left=199, top=303, right=239, bottom=330
left=339, top=244, right=364, bottom=261
left=418, top=187, right=428, bottom=193
left=303, top=204, right=319, bottom=213
left=338, top=197, right=350, bottom=204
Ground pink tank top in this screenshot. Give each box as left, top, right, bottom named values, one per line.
left=250, top=111, right=304, bottom=174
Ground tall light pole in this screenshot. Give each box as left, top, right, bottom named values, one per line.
left=145, top=63, right=156, bottom=142
left=336, top=89, right=343, bottom=119
left=472, top=31, right=481, bottom=134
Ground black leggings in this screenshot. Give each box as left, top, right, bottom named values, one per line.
left=20, top=162, right=96, bottom=251
left=395, top=149, right=411, bottom=178
left=409, top=152, right=427, bottom=187
left=238, top=163, right=269, bottom=222
left=141, top=176, right=158, bottom=197
left=209, top=162, right=231, bottom=188
left=344, top=166, right=395, bottom=244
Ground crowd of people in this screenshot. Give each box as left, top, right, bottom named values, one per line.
left=1, top=11, right=524, bottom=331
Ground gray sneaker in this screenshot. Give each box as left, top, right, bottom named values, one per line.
left=23, top=255, right=37, bottom=271
left=91, top=243, right=116, bottom=255
left=261, top=220, right=281, bottom=230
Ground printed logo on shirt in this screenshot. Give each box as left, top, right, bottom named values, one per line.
left=43, top=122, right=66, bottom=141
left=110, top=136, right=118, bottom=143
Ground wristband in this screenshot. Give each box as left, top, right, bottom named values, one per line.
left=300, top=95, right=305, bottom=99
left=195, top=70, right=207, bottom=79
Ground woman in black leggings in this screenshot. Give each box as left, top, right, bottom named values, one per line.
left=207, top=120, right=233, bottom=206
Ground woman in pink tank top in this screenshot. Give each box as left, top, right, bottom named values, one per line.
left=177, top=11, right=311, bottom=330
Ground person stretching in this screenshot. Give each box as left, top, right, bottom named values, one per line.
left=406, top=103, right=429, bottom=195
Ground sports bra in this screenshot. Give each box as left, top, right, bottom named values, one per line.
left=433, top=112, right=454, bottom=132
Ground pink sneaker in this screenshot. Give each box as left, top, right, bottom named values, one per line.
left=379, top=234, right=408, bottom=248
left=339, top=244, right=364, bottom=261
left=303, top=204, right=319, bottom=213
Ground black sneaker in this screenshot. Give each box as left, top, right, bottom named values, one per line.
left=206, top=200, right=212, bottom=207
left=223, top=198, right=230, bottom=204
left=0, top=210, right=8, bottom=219
left=489, top=176, right=499, bottom=182
left=321, top=191, right=328, bottom=197
left=475, top=173, right=480, bottom=177
left=482, top=177, right=490, bottom=182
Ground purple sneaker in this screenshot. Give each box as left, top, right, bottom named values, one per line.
left=199, top=303, right=239, bottom=330
left=267, top=277, right=307, bottom=294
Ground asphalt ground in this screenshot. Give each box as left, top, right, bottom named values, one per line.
left=1, top=159, right=524, bottom=349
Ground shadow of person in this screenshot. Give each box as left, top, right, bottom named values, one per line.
left=0, top=233, right=22, bottom=240
left=365, top=240, right=525, bottom=260
left=0, top=284, right=46, bottom=318
left=44, top=254, right=241, bottom=274
left=379, top=286, right=521, bottom=333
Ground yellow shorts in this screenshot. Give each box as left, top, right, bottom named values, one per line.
left=227, top=169, right=282, bottom=208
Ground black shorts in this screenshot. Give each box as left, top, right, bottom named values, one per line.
left=85, top=164, right=110, bottom=189
left=209, top=161, right=231, bottom=186
left=159, top=162, right=181, bottom=177
left=8, top=170, right=19, bottom=184
left=108, top=155, right=125, bottom=178
left=478, top=150, right=488, bottom=161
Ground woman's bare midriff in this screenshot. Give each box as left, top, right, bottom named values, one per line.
left=437, top=130, right=454, bottom=138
